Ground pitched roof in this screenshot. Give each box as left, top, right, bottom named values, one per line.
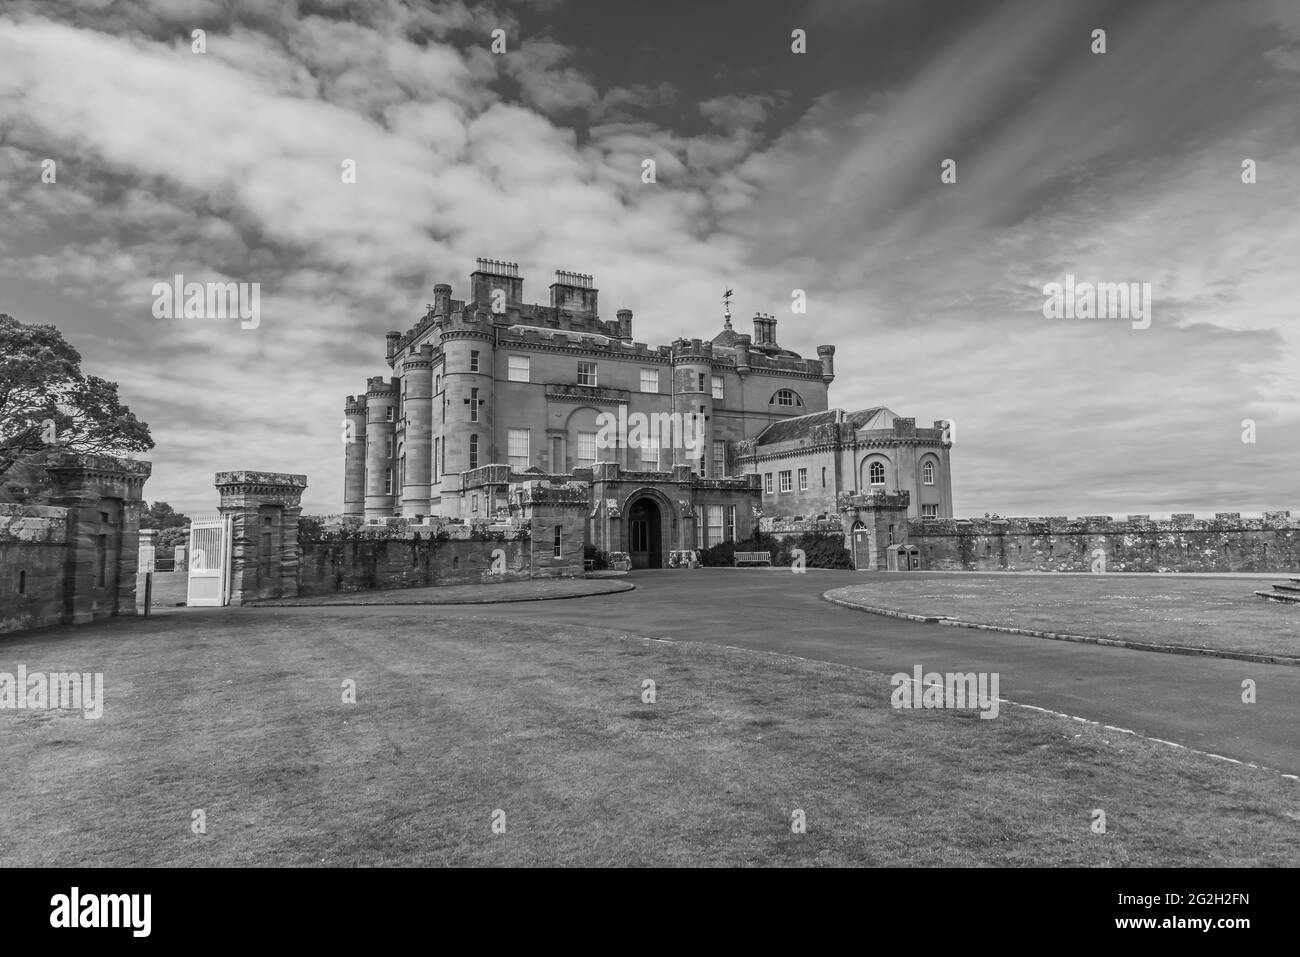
left=756, top=407, right=892, bottom=445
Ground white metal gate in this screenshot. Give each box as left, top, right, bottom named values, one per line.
left=186, top=515, right=232, bottom=606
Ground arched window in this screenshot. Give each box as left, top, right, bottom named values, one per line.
left=771, top=389, right=801, bottom=408
left=869, top=461, right=885, bottom=485
left=922, top=461, right=935, bottom=485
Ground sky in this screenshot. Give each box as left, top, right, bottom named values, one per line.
left=1, top=0, right=1297, bottom=518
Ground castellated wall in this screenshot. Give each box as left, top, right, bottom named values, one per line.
left=297, top=522, right=542, bottom=596
left=907, top=512, right=1300, bottom=573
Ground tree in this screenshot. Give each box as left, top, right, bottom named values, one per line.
left=140, top=501, right=189, bottom=531
left=0, top=314, right=153, bottom=484
left=156, top=526, right=188, bottom=556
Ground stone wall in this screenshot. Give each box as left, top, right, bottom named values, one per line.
left=908, top=511, right=1300, bottom=573
left=0, top=505, right=70, bottom=633
left=298, top=524, right=533, bottom=595
left=759, top=514, right=844, bottom=540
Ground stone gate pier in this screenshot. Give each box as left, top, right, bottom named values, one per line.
left=215, top=471, right=307, bottom=603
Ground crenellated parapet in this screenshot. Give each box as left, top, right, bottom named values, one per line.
left=671, top=337, right=715, bottom=362
left=838, top=489, right=910, bottom=512
left=510, top=480, right=591, bottom=508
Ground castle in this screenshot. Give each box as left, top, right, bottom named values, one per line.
left=341, top=259, right=953, bottom=568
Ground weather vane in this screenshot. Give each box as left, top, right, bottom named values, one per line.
left=722, top=287, right=734, bottom=329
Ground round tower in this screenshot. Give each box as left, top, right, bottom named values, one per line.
left=364, top=376, right=398, bottom=520
left=342, top=393, right=368, bottom=518
left=400, top=344, right=435, bottom=517
left=671, top=338, right=714, bottom=473
left=439, top=310, right=496, bottom=487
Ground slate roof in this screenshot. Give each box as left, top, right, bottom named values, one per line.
left=756, top=407, right=891, bottom=445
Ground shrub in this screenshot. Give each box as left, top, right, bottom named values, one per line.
left=780, top=531, right=853, bottom=569
left=584, top=545, right=610, bottom=570
left=699, top=531, right=851, bottom=568
left=298, top=515, right=325, bottom=544
left=699, top=541, right=736, bottom=566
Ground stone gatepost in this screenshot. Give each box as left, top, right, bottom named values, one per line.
left=839, top=490, right=910, bottom=571
left=215, top=471, right=307, bottom=604
left=45, top=451, right=152, bottom=624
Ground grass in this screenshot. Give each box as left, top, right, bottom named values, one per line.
left=0, top=608, right=1297, bottom=866
left=828, top=574, right=1300, bottom=659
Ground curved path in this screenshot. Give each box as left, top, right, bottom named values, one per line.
left=244, top=569, right=1300, bottom=775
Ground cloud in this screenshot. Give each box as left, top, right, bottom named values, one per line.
left=0, top=0, right=1296, bottom=520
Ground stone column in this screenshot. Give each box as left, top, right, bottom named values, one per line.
left=215, top=471, right=308, bottom=604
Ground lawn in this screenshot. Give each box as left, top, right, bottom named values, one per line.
left=1, top=607, right=1296, bottom=866
left=828, top=574, right=1300, bottom=660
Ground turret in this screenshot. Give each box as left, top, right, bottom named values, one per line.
left=670, top=338, right=715, bottom=474
left=385, top=330, right=402, bottom=360
left=364, top=376, right=398, bottom=520
left=342, top=393, right=367, bottom=518
left=817, top=344, right=836, bottom=383
left=735, top=333, right=751, bottom=375
left=399, top=344, right=435, bottom=517
left=439, top=307, right=495, bottom=488
left=616, top=308, right=633, bottom=340
left=433, top=283, right=452, bottom=317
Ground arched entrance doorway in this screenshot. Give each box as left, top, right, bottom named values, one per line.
left=627, top=496, right=664, bottom=569
left=850, top=519, right=872, bottom=570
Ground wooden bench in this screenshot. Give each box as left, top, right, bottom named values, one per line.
left=733, top=551, right=773, bottom=567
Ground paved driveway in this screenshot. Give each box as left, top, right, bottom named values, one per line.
left=246, top=568, right=1300, bottom=775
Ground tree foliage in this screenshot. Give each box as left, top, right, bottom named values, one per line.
left=140, top=501, right=190, bottom=531
left=0, top=314, right=153, bottom=483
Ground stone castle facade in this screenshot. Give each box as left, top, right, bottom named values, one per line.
left=341, top=259, right=953, bottom=567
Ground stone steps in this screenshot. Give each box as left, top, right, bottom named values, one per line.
left=1254, top=577, right=1300, bottom=604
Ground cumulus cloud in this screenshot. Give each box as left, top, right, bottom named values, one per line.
left=0, top=0, right=1295, bottom=519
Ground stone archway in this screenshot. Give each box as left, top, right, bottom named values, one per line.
left=627, top=496, right=664, bottom=569
left=623, top=488, right=675, bottom=569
